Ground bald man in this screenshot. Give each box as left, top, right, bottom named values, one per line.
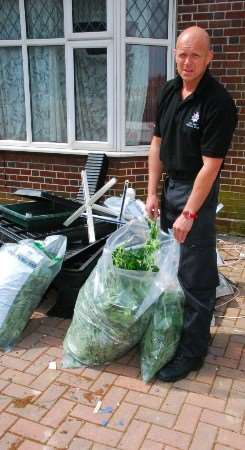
left=146, top=26, right=237, bottom=381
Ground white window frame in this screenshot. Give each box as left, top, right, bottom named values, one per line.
left=120, top=0, right=176, bottom=152
left=0, top=0, right=176, bottom=155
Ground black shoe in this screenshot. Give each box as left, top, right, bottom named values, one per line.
left=157, top=354, right=204, bottom=382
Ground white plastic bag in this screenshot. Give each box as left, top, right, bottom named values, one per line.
left=140, top=237, right=184, bottom=382
left=0, top=235, right=67, bottom=351
left=63, top=220, right=170, bottom=368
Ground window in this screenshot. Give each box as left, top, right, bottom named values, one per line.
left=0, top=0, right=176, bottom=152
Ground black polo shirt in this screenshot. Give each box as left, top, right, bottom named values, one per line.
left=154, top=69, right=237, bottom=176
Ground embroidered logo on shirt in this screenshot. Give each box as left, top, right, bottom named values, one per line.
left=186, top=112, right=200, bottom=129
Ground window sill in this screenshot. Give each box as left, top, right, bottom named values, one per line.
left=0, top=146, right=149, bottom=158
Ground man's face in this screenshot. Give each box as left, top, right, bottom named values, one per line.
left=175, top=35, right=213, bottom=85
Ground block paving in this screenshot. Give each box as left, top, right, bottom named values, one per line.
left=0, top=237, right=244, bottom=449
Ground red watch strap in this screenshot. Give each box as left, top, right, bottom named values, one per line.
left=182, top=210, right=198, bottom=220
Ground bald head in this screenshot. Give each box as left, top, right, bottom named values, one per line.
left=174, top=26, right=213, bottom=89
left=177, top=26, right=211, bottom=52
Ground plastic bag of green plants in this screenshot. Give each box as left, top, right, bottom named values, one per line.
left=63, top=220, right=169, bottom=368
left=140, top=238, right=184, bottom=382
left=0, top=235, right=67, bottom=351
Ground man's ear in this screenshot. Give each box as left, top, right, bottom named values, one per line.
left=208, top=49, right=214, bottom=64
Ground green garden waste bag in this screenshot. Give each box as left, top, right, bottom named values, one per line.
left=63, top=220, right=169, bottom=368
left=140, top=238, right=184, bottom=382
left=0, top=235, right=67, bottom=351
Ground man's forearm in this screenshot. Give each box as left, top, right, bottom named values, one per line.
left=184, top=157, right=223, bottom=214
left=148, top=137, right=163, bottom=195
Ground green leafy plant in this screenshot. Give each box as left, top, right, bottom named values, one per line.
left=63, top=220, right=161, bottom=368
left=112, top=220, right=160, bottom=272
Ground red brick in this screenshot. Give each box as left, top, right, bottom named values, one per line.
left=0, top=369, right=35, bottom=387
left=106, top=363, right=139, bottom=378
left=114, top=375, right=150, bottom=393
left=101, top=386, right=128, bottom=410
left=136, top=406, right=176, bottom=429
left=225, top=389, right=245, bottom=417
left=125, top=390, right=162, bottom=409
left=36, top=383, right=68, bottom=408
left=109, top=401, right=138, bottom=431
left=161, top=389, right=187, bottom=415
left=147, top=425, right=191, bottom=450
left=189, top=422, right=217, bottom=450
left=211, top=376, right=233, bottom=400
left=149, top=381, right=171, bottom=399
left=7, top=402, right=47, bottom=422
left=195, top=363, right=218, bottom=384
left=0, top=432, right=23, bottom=450
left=69, top=437, right=92, bottom=450
left=2, top=383, right=41, bottom=401
left=57, top=372, right=94, bottom=390
left=71, top=403, right=112, bottom=426
left=0, top=355, right=30, bottom=371
left=78, top=422, right=122, bottom=447
left=225, top=341, right=244, bottom=360
left=175, top=404, right=201, bottom=434
left=0, top=413, right=17, bottom=438
left=47, top=417, right=82, bottom=448
left=174, top=378, right=210, bottom=394
left=118, top=419, right=150, bottom=450
left=18, top=441, right=54, bottom=450
left=201, top=408, right=242, bottom=432
left=10, top=418, right=53, bottom=443
left=217, top=429, right=245, bottom=450
left=140, top=440, right=164, bottom=450
left=41, top=398, right=75, bottom=427
left=0, top=394, right=12, bottom=412
left=30, top=369, right=60, bottom=391
left=186, top=392, right=225, bottom=412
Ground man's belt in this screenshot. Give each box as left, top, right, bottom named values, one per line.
left=167, top=170, right=198, bottom=181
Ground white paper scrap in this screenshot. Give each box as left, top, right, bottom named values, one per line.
left=48, top=361, right=57, bottom=370
left=93, top=400, right=102, bottom=414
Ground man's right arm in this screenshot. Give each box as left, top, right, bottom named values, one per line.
left=146, top=136, right=163, bottom=218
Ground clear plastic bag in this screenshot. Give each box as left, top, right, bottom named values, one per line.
left=0, top=235, right=67, bottom=351
left=63, top=220, right=170, bottom=368
left=140, top=237, right=184, bottom=382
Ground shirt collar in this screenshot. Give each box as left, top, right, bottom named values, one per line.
left=173, top=69, right=212, bottom=98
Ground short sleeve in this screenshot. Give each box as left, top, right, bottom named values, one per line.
left=201, top=96, right=237, bottom=158
left=153, top=88, right=164, bottom=137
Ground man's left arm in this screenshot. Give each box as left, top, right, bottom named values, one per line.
left=173, top=156, right=223, bottom=243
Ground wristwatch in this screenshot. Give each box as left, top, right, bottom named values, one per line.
left=182, top=210, right=198, bottom=220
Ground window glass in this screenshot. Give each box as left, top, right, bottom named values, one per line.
left=0, top=0, right=21, bottom=39
left=25, top=0, right=64, bottom=39
left=0, top=47, right=26, bottom=140
left=126, top=0, right=169, bottom=39
left=72, top=0, right=106, bottom=33
left=126, top=44, right=167, bottom=146
left=74, top=48, right=107, bottom=141
left=28, top=46, right=67, bottom=142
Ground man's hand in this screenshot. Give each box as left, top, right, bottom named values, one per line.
left=173, top=213, right=194, bottom=243
left=146, top=194, right=159, bottom=219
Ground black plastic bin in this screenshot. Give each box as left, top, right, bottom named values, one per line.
left=49, top=235, right=110, bottom=318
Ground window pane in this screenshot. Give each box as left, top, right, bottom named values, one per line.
left=74, top=48, right=107, bottom=141
left=29, top=46, right=67, bottom=142
left=126, top=44, right=167, bottom=146
left=0, top=47, right=26, bottom=140
left=126, top=0, right=169, bottom=39
left=0, top=0, right=21, bottom=39
left=73, top=0, right=106, bottom=32
left=25, top=0, right=64, bottom=39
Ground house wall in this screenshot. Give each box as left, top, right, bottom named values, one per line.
left=0, top=0, right=244, bottom=234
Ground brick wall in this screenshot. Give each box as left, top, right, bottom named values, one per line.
left=0, top=152, right=149, bottom=203
left=0, top=0, right=244, bottom=234
left=178, top=0, right=245, bottom=233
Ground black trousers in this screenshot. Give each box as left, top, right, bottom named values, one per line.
left=161, top=177, right=219, bottom=358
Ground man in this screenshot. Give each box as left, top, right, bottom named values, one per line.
left=146, top=26, right=237, bottom=382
